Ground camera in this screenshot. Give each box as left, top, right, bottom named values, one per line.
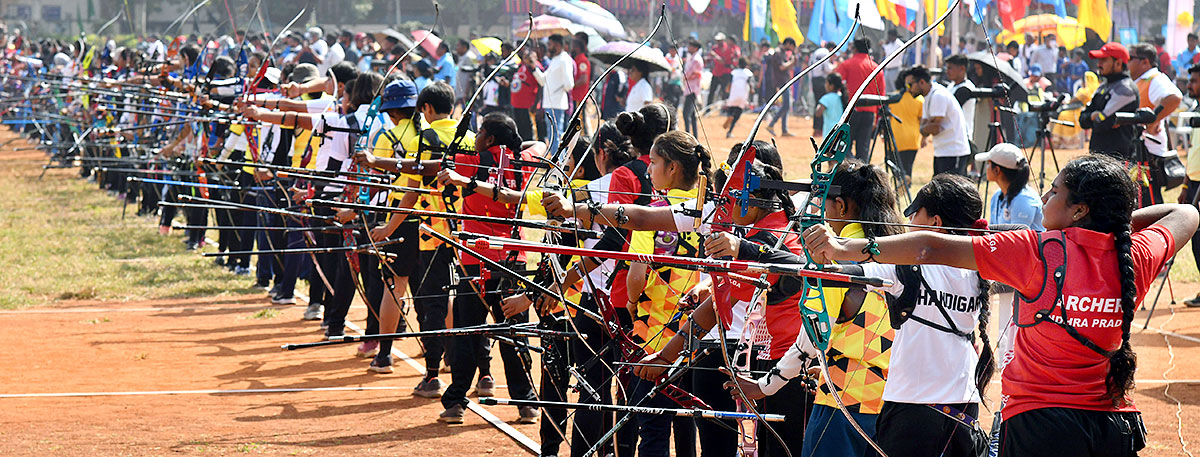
left=1027, top=94, right=1064, bottom=113
left=1182, top=113, right=1200, bottom=128
left=857, top=92, right=903, bottom=107
left=1113, top=107, right=1160, bottom=126
left=958, top=83, right=1010, bottom=102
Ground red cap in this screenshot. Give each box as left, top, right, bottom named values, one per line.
left=1088, top=42, right=1130, bottom=63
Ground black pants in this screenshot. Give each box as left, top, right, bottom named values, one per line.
left=866, top=401, right=980, bottom=457
left=726, top=107, right=744, bottom=135
left=811, top=75, right=827, bottom=133
left=630, top=375, right=696, bottom=457
left=442, top=263, right=535, bottom=409
left=848, top=111, right=876, bottom=161
left=768, top=93, right=791, bottom=133
left=322, top=229, right=384, bottom=337
left=999, top=408, right=1145, bottom=457
left=1135, top=155, right=1168, bottom=207
left=933, top=155, right=970, bottom=177
left=898, top=149, right=918, bottom=178
left=691, top=346, right=739, bottom=456
left=1185, top=180, right=1200, bottom=280
left=756, top=358, right=814, bottom=457
left=538, top=312, right=572, bottom=456
left=568, top=293, right=633, bottom=457
left=410, top=246, right=452, bottom=374
left=682, top=93, right=699, bottom=137
left=513, top=107, right=535, bottom=143
left=707, top=73, right=731, bottom=106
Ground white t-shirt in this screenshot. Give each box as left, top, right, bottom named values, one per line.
left=922, top=81, right=970, bottom=157
left=321, top=42, right=345, bottom=74
left=861, top=263, right=983, bottom=404
left=810, top=47, right=832, bottom=78
left=946, top=78, right=976, bottom=144
left=882, top=39, right=904, bottom=69
left=728, top=68, right=753, bottom=108
left=1138, top=68, right=1183, bottom=157
left=312, top=104, right=395, bottom=193
left=625, top=78, right=653, bottom=112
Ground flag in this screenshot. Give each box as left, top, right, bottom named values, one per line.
left=746, top=0, right=770, bottom=44
left=1077, top=0, right=1112, bottom=41
left=1036, top=0, right=1066, bottom=17
left=879, top=0, right=919, bottom=30
left=924, top=0, right=949, bottom=34
left=996, top=0, right=1030, bottom=32
left=769, top=0, right=805, bottom=44
left=807, top=0, right=828, bottom=45
left=967, top=0, right=990, bottom=24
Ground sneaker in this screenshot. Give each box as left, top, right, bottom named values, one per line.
left=517, top=406, right=539, bottom=424
left=1186, top=295, right=1200, bottom=308
left=414, top=377, right=444, bottom=398
left=302, top=302, right=322, bottom=321
left=355, top=341, right=379, bottom=358
left=438, top=404, right=465, bottom=424
left=268, top=284, right=280, bottom=297
left=368, top=355, right=393, bottom=374
left=271, top=295, right=296, bottom=305
left=186, top=242, right=199, bottom=251
left=234, top=266, right=252, bottom=276
left=253, top=281, right=271, bottom=291
left=473, top=375, right=496, bottom=397
left=213, top=257, right=226, bottom=267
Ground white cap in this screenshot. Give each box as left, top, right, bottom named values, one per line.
left=714, top=32, right=727, bottom=41
left=976, top=143, right=1027, bottom=170
left=307, top=26, right=323, bottom=38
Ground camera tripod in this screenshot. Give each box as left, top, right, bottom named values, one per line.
left=1025, top=109, right=1069, bottom=192
left=865, top=102, right=913, bottom=206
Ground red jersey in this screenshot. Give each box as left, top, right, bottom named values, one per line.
left=836, top=53, right=884, bottom=114
left=605, top=155, right=653, bottom=309
left=571, top=53, right=591, bottom=103
left=972, top=226, right=1173, bottom=419
left=453, top=146, right=532, bottom=266
left=711, top=42, right=741, bottom=77
left=715, top=211, right=803, bottom=359
left=510, top=63, right=540, bottom=109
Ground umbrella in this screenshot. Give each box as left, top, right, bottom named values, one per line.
left=537, top=0, right=627, bottom=39
left=471, top=37, right=503, bottom=56
left=966, top=51, right=1030, bottom=100
left=377, top=28, right=416, bottom=51
left=998, top=14, right=1087, bottom=50
left=411, top=30, right=442, bottom=57
left=591, top=41, right=672, bottom=73
left=515, top=14, right=577, bottom=39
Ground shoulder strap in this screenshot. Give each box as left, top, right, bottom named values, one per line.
left=886, top=265, right=973, bottom=339
left=1021, top=231, right=1114, bottom=357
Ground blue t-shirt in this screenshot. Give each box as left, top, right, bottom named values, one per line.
left=818, top=92, right=844, bottom=138
left=989, top=187, right=1045, bottom=231
left=434, top=53, right=457, bottom=89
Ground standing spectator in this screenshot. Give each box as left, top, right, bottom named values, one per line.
left=570, top=37, right=592, bottom=132
left=1059, top=49, right=1088, bottom=93
left=297, top=27, right=327, bottom=66
left=814, top=73, right=845, bottom=140
left=453, top=40, right=476, bottom=114
left=1178, top=64, right=1200, bottom=307
left=600, top=70, right=627, bottom=120
left=320, top=32, right=345, bottom=73
left=510, top=46, right=540, bottom=141
left=836, top=38, right=884, bottom=160
left=1154, top=36, right=1175, bottom=81
left=891, top=69, right=924, bottom=180
left=944, top=54, right=978, bottom=160
left=662, top=44, right=683, bottom=110
left=723, top=58, right=753, bottom=137
left=433, top=42, right=458, bottom=90
left=533, top=34, right=574, bottom=154
left=1024, top=64, right=1052, bottom=96
left=1078, top=42, right=1140, bottom=160
left=707, top=33, right=740, bottom=108
left=765, top=38, right=797, bottom=136
left=1176, top=34, right=1199, bottom=73
left=908, top=65, right=971, bottom=176
left=881, top=29, right=904, bottom=91
left=756, top=40, right=773, bottom=112
left=1004, top=41, right=1024, bottom=76
left=810, top=41, right=836, bottom=134
left=1031, top=34, right=1059, bottom=83
left=622, top=61, right=654, bottom=112
left=1129, top=43, right=1184, bottom=206
left=338, top=31, right=358, bottom=67
left=681, top=40, right=704, bottom=137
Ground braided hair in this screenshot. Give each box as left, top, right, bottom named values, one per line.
left=594, top=120, right=634, bottom=170
left=650, top=130, right=712, bottom=189
left=1059, top=154, right=1139, bottom=406
left=909, top=174, right=995, bottom=398
left=722, top=140, right=794, bottom=217
left=829, top=160, right=905, bottom=238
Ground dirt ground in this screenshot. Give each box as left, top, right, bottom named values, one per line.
left=1, top=114, right=1198, bottom=456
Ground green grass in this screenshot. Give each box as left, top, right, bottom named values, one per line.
left=0, top=146, right=257, bottom=308
left=248, top=308, right=280, bottom=319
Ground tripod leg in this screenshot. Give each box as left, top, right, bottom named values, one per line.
left=1143, top=257, right=1174, bottom=329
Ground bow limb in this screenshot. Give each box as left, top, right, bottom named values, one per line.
left=799, top=3, right=961, bottom=457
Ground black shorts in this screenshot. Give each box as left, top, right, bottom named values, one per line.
left=381, top=220, right=420, bottom=278
left=867, top=401, right=982, bottom=457
left=999, top=407, right=1146, bottom=457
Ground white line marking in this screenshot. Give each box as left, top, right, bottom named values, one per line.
left=297, top=292, right=540, bottom=455
left=0, top=386, right=406, bottom=398
left=1144, top=326, right=1200, bottom=345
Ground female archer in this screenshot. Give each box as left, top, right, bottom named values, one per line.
left=802, top=154, right=1198, bottom=457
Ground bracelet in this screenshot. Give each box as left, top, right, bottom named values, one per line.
left=862, top=236, right=880, bottom=262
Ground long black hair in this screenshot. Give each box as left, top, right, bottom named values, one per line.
left=1059, top=154, right=1139, bottom=406
left=995, top=162, right=1032, bottom=206
left=910, top=174, right=995, bottom=397
left=830, top=160, right=905, bottom=238
left=719, top=140, right=793, bottom=217
left=478, top=112, right=522, bottom=151
left=616, top=103, right=673, bottom=154
left=651, top=130, right=712, bottom=190
left=594, top=120, right=635, bottom=171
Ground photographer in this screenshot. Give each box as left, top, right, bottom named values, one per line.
left=907, top=65, right=971, bottom=176
left=1129, top=43, right=1183, bottom=206
left=1078, top=42, right=1140, bottom=160
left=945, top=54, right=980, bottom=166
left=1181, top=64, right=1200, bottom=308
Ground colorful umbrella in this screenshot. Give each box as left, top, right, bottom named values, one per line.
left=591, top=41, right=672, bottom=73
left=998, top=14, right=1087, bottom=50
left=514, top=14, right=578, bottom=39
left=410, top=30, right=442, bottom=56
left=537, top=0, right=627, bottom=38
left=471, top=37, right=503, bottom=56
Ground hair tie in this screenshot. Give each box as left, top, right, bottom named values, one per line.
left=969, top=218, right=989, bottom=236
